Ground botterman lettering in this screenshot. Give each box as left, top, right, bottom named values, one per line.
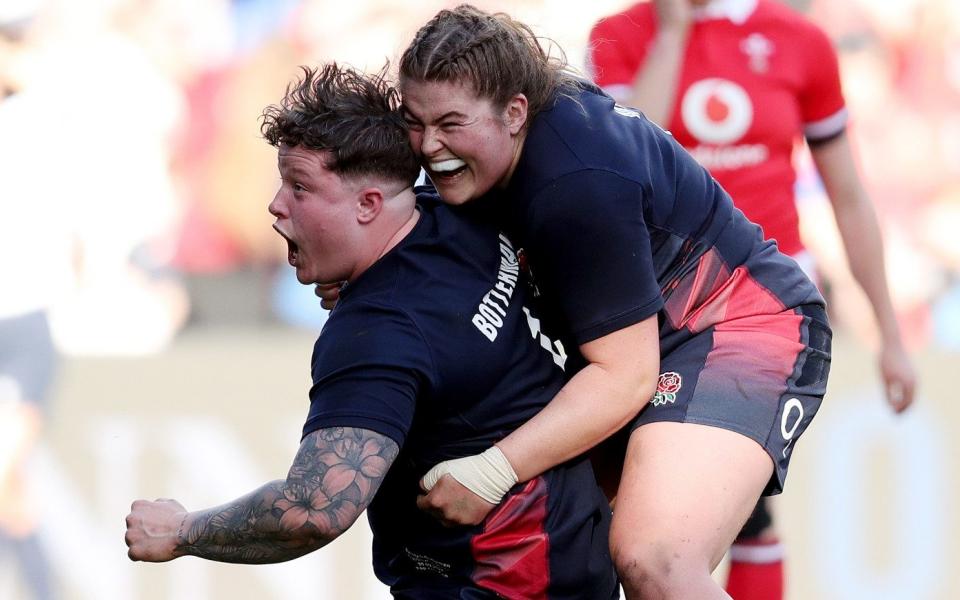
left=472, top=234, right=519, bottom=341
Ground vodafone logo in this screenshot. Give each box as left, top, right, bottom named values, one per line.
left=680, top=78, right=753, bottom=145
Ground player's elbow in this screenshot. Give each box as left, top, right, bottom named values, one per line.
left=305, top=510, right=364, bottom=546
left=607, top=353, right=659, bottom=414
left=634, top=373, right=658, bottom=408
left=592, top=365, right=657, bottom=428
left=622, top=371, right=657, bottom=418
left=581, top=317, right=660, bottom=421
left=282, top=522, right=347, bottom=555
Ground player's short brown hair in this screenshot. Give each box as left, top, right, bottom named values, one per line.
left=261, top=63, right=420, bottom=186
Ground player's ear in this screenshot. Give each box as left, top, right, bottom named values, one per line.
left=357, top=188, right=385, bottom=224
left=503, top=93, right=528, bottom=135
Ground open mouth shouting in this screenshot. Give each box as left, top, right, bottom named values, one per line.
left=273, top=223, right=299, bottom=267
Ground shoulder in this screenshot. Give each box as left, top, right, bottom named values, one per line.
left=415, top=184, right=500, bottom=244
left=524, top=89, right=676, bottom=186
left=308, top=301, right=435, bottom=399
left=314, top=301, right=428, bottom=366
left=520, top=169, right=650, bottom=245
left=531, top=84, right=619, bottom=154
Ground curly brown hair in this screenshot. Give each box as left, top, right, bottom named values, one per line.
left=398, top=4, right=579, bottom=119
left=261, top=63, right=420, bottom=186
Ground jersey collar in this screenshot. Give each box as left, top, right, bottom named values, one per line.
left=693, top=0, right=758, bottom=25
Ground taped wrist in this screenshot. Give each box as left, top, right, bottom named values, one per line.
left=420, top=446, right=519, bottom=505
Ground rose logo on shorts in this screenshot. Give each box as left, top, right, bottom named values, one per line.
left=651, top=372, right=682, bottom=406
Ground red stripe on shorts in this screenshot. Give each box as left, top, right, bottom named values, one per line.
left=471, top=477, right=550, bottom=598
left=698, top=269, right=804, bottom=403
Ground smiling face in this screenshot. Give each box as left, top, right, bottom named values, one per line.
left=268, top=145, right=362, bottom=285
left=400, top=79, right=527, bottom=205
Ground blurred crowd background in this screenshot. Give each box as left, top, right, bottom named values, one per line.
left=1, top=0, right=958, bottom=599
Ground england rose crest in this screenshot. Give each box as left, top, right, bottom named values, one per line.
left=651, top=372, right=682, bottom=406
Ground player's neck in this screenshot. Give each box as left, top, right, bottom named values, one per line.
left=377, top=205, right=421, bottom=261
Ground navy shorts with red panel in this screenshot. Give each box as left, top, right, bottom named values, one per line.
left=635, top=301, right=830, bottom=494
left=373, top=456, right=617, bottom=599
left=632, top=237, right=831, bottom=494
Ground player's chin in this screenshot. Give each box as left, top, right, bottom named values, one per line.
left=434, top=180, right=479, bottom=206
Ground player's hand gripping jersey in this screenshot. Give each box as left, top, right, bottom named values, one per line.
left=303, top=191, right=617, bottom=599
left=492, top=81, right=831, bottom=494
left=588, top=0, right=847, bottom=255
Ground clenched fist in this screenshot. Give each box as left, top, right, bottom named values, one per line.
left=124, top=498, right=188, bottom=562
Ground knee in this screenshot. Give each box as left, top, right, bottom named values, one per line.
left=609, top=536, right=709, bottom=598
left=610, top=540, right=667, bottom=598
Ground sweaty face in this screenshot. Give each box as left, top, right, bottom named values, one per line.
left=401, top=79, right=525, bottom=205
left=268, top=145, right=359, bottom=285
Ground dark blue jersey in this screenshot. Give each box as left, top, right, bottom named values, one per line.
left=303, top=191, right=617, bottom=599
left=498, top=82, right=824, bottom=359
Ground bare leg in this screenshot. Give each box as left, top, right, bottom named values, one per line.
left=609, top=422, right=773, bottom=599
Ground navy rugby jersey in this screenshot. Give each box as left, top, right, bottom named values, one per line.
left=303, top=190, right=617, bottom=599
left=497, top=81, right=825, bottom=362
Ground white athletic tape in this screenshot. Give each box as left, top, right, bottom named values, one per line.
left=420, top=446, right=519, bottom=505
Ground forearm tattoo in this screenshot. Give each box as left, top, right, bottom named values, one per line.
left=178, top=427, right=398, bottom=564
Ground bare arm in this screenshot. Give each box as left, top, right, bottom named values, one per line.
left=610, top=0, right=691, bottom=125
left=810, top=132, right=917, bottom=412
left=125, top=427, right=398, bottom=564
left=497, top=316, right=659, bottom=480
left=418, top=316, right=659, bottom=525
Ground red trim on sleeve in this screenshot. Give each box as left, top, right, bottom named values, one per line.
left=798, top=19, right=846, bottom=125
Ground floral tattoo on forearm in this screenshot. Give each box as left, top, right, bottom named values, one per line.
left=178, top=427, right=398, bottom=563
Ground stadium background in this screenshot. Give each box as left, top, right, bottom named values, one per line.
left=1, top=0, right=958, bottom=598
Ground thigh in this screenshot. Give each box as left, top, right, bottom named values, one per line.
left=611, top=421, right=773, bottom=569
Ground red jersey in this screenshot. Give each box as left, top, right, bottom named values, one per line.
left=587, top=0, right=846, bottom=256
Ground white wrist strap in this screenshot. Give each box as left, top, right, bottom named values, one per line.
left=420, top=446, right=519, bottom=505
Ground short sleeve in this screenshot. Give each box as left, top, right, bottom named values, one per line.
left=524, top=170, right=664, bottom=346
left=798, top=22, right=847, bottom=142
left=303, top=303, right=434, bottom=447
left=587, top=9, right=656, bottom=92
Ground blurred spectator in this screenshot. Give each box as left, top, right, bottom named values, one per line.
left=801, top=0, right=959, bottom=350
left=30, top=0, right=191, bottom=354
left=1, top=3, right=61, bottom=597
